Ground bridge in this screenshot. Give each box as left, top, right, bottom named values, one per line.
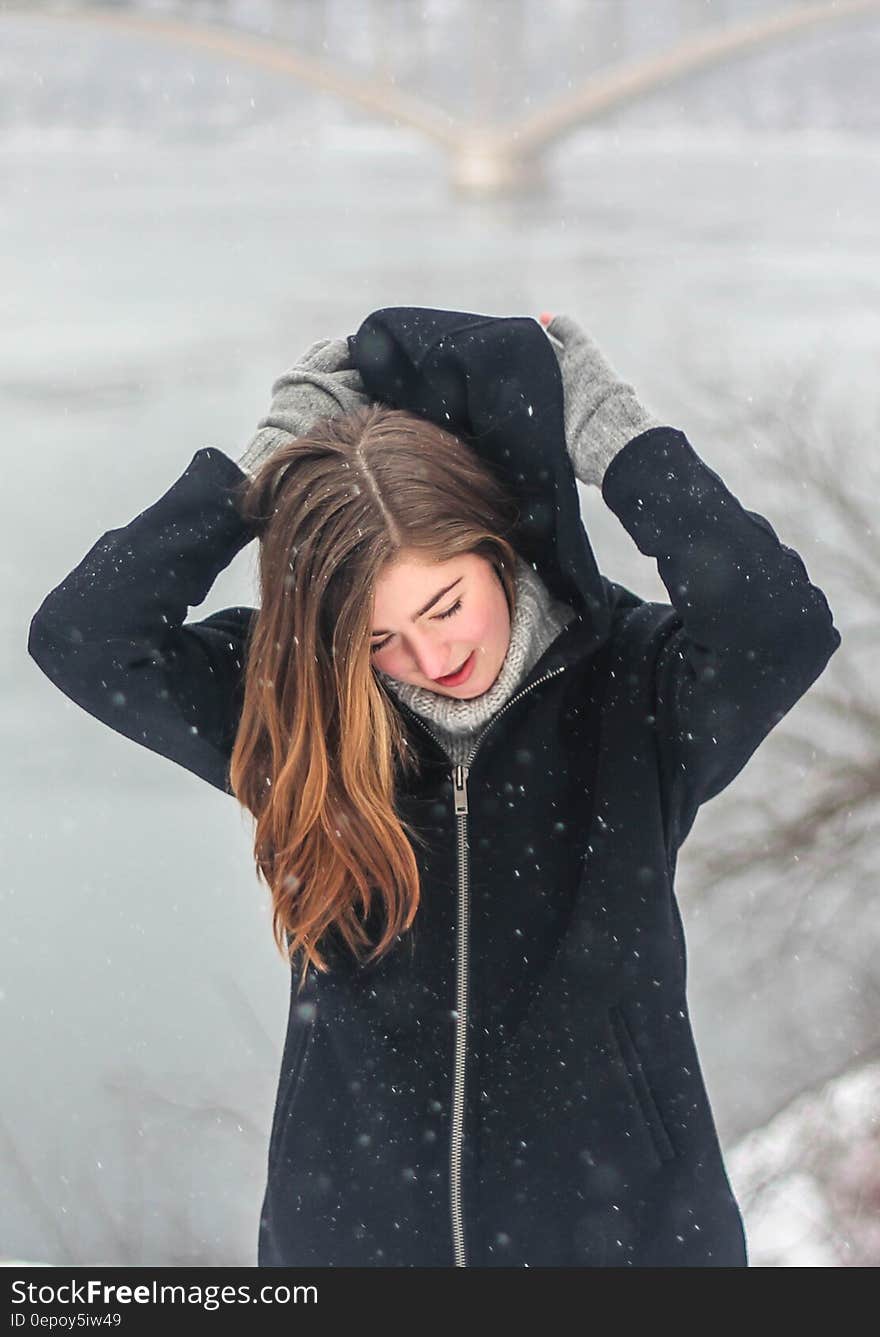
left=7, top=0, right=880, bottom=193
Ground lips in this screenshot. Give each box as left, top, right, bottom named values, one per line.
left=435, top=650, right=475, bottom=687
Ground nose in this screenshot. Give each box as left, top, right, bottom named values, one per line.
left=405, top=629, right=454, bottom=681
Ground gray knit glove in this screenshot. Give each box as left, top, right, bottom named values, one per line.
left=237, top=336, right=372, bottom=479
left=542, top=313, right=664, bottom=488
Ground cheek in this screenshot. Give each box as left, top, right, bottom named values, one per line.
left=370, top=646, right=396, bottom=674
left=487, top=583, right=511, bottom=635
left=465, top=604, right=504, bottom=647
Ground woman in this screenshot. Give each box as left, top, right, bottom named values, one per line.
left=28, top=306, right=841, bottom=1268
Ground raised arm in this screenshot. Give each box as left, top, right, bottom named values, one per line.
left=544, top=311, right=842, bottom=849
left=27, top=337, right=371, bottom=796
left=27, top=448, right=258, bottom=795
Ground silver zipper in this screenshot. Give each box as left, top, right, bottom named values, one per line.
left=397, top=662, right=568, bottom=1267
left=449, top=760, right=470, bottom=1269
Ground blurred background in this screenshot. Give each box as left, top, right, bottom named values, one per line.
left=3, top=0, right=878, bottom=1267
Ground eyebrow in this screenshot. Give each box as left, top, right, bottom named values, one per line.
left=371, top=577, right=464, bottom=637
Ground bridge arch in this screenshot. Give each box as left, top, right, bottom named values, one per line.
left=8, top=0, right=879, bottom=194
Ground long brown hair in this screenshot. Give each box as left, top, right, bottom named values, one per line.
left=230, top=403, right=521, bottom=994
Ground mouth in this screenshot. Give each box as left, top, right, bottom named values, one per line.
left=434, top=650, right=476, bottom=687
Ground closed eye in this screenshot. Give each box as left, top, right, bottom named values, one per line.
left=370, top=598, right=462, bottom=655
left=435, top=597, right=463, bottom=622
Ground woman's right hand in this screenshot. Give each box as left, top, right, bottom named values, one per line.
left=237, top=336, right=371, bottom=480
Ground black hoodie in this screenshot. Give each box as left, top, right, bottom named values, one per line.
left=28, top=307, right=841, bottom=1267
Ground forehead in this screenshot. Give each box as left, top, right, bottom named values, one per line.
left=372, top=552, right=483, bottom=607
left=376, top=554, right=460, bottom=593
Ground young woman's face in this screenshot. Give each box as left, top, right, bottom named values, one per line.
left=369, top=550, right=512, bottom=697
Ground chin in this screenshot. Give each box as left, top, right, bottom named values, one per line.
left=456, top=665, right=498, bottom=698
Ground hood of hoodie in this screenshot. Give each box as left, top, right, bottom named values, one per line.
left=347, top=306, right=615, bottom=656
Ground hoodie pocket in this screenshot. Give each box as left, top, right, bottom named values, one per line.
left=267, top=1015, right=317, bottom=1172
left=607, top=1004, right=676, bottom=1165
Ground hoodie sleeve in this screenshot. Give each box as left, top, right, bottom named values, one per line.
left=600, top=425, right=842, bottom=850
left=27, top=447, right=257, bottom=796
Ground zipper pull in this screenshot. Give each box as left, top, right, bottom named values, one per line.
left=453, top=764, right=469, bottom=815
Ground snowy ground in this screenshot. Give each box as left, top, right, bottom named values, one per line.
left=729, top=1058, right=880, bottom=1267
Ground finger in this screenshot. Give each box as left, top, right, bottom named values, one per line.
left=543, top=313, right=592, bottom=346
left=304, top=336, right=353, bottom=373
